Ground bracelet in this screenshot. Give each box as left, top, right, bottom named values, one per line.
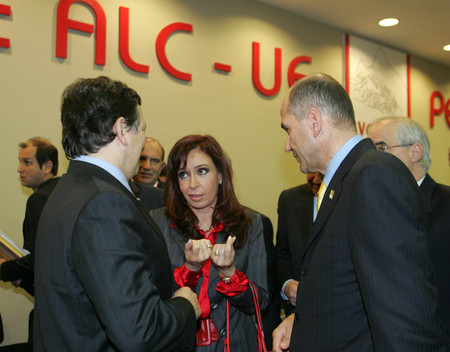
left=218, top=272, right=232, bottom=283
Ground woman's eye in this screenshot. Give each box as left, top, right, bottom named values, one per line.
left=198, top=168, right=209, bottom=175
left=178, top=171, right=188, bottom=179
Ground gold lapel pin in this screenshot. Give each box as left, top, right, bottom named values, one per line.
left=329, top=190, right=335, bottom=199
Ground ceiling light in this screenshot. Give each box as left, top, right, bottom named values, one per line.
left=378, top=18, right=399, bottom=27
left=443, top=45, right=450, bottom=51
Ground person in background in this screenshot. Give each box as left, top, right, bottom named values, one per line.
left=1, top=137, right=59, bottom=295
left=133, top=137, right=166, bottom=188
left=275, top=172, right=322, bottom=313
left=272, top=73, right=446, bottom=351
left=151, top=134, right=268, bottom=351
left=34, top=76, right=200, bottom=351
left=0, top=137, right=59, bottom=351
left=158, top=163, right=168, bottom=185
left=368, top=116, right=450, bottom=346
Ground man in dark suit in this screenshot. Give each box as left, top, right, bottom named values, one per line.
left=1, top=137, right=59, bottom=296
left=34, top=76, right=200, bottom=351
left=368, top=116, right=450, bottom=346
left=0, top=138, right=58, bottom=352
left=275, top=172, right=322, bottom=309
left=129, top=180, right=165, bottom=212
left=272, top=73, right=446, bottom=351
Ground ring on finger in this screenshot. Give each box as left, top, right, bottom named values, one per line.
left=207, top=244, right=213, bottom=249
left=213, top=248, right=219, bottom=256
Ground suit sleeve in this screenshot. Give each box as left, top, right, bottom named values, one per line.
left=0, top=192, right=46, bottom=292
left=226, top=213, right=269, bottom=314
left=274, top=191, right=295, bottom=290
left=71, top=192, right=196, bottom=352
left=349, top=164, right=445, bottom=351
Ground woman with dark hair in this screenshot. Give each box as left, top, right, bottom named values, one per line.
left=151, top=134, right=268, bottom=351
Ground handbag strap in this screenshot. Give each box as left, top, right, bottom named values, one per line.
left=224, top=281, right=268, bottom=352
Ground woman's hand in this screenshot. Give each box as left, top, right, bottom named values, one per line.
left=184, top=239, right=213, bottom=272
left=211, top=236, right=236, bottom=277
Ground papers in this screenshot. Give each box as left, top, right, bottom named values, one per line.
left=0, top=230, right=29, bottom=260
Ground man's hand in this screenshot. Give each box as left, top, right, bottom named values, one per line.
left=272, top=314, right=294, bottom=352
left=284, top=280, right=299, bottom=306
left=172, top=286, right=201, bottom=319
left=0, top=257, right=7, bottom=267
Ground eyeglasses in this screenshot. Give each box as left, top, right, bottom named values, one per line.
left=375, top=143, right=412, bottom=152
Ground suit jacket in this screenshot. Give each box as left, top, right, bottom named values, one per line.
left=1, top=177, right=59, bottom=296
left=420, top=174, right=450, bottom=344
left=129, top=180, right=165, bottom=212
left=150, top=208, right=268, bottom=352
left=258, top=212, right=278, bottom=350
left=290, top=138, right=446, bottom=351
left=275, top=183, right=314, bottom=291
left=34, top=161, right=196, bottom=352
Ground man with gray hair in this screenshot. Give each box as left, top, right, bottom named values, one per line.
left=368, top=116, right=450, bottom=344
left=272, top=73, right=446, bottom=351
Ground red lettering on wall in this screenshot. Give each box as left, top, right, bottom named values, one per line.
left=429, top=91, right=450, bottom=127
left=357, top=121, right=366, bottom=135
left=119, top=7, right=149, bottom=74
left=56, top=0, right=106, bottom=66
left=214, top=63, right=232, bottom=72
left=252, top=42, right=282, bottom=96
left=0, top=4, right=11, bottom=48
left=287, top=55, right=311, bottom=87
left=155, top=22, right=192, bottom=81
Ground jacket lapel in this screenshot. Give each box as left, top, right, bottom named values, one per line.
left=304, top=139, right=375, bottom=256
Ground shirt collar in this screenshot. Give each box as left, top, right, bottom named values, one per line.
left=417, top=175, right=426, bottom=186
left=323, top=134, right=363, bottom=187
left=73, top=155, right=132, bottom=193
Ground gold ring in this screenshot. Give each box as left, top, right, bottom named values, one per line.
left=207, top=244, right=213, bottom=249
left=213, top=249, right=219, bottom=256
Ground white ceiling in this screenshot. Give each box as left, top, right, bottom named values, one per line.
left=257, top=0, right=450, bottom=69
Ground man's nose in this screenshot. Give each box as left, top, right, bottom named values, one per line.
left=142, top=159, right=151, bottom=169
left=284, top=136, right=292, bottom=153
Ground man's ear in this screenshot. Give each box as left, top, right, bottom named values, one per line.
left=112, top=117, right=128, bottom=146
left=410, top=142, right=423, bottom=163
left=308, top=108, right=322, bottom=138
left=41, top=160, right=53, bottom=175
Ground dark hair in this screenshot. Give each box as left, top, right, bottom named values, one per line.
left=61, top=76, right=142, bottom=158
left=165, top=135, right=251, bottom=247
left=20, top=137, right=59, bottom=175
left=288, top=73, right=356, bottom=131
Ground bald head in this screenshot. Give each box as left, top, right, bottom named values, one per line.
left=133, top=137, right=165, bottom=186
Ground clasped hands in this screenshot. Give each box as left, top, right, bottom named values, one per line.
left=185, top=235, right=236, bottom=277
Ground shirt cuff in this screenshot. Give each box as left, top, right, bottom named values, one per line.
left=280, top=279, right=293, bottom=301
left=216, top=269, right=248, bottom=296
left=174, top=263, right=201, bottom=290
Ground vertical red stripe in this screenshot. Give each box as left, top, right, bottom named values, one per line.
left=345, top=34, right=350, bottom=94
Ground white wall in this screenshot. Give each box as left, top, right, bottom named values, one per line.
left=0, top=0, right=448, bottom=345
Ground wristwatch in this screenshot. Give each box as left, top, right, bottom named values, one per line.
left=219, top=272, right=232, bottom=283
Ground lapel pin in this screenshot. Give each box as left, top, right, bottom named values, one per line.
left=329, top=190, right=335, bottom=199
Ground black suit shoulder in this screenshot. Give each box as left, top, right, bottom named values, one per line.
left=420, top=174, right=450, bottom=342
left=130, top=181, right=165, bottom=212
